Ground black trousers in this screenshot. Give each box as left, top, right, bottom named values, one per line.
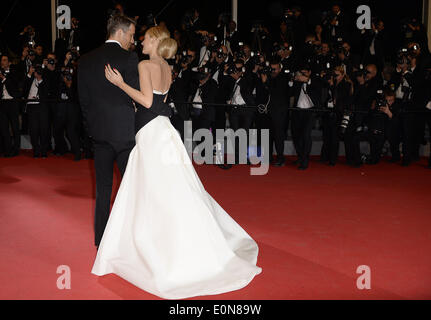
left=386, top=116, right=402, bottom=160
left=229, top=106, right=256, bottom=163
left=53, top=102, right=81, bottom=155
left=0, top=100, right=20, bottom=154
left=93, top=139, right=134, bottom=246
left=291, top=109, right=315, bottom=166
left=269, top=107, right=289, bottom=160
left=343, top=116, right=366, bottom=166
left=27, top=103, right=50, bottom=155
left=320, top=112, right=340, bottom=164
left=255, top=111, right=272, bottom=159
left=402, top=113, right=421, bottom=163
left=368, top=130, right=386, bottom=163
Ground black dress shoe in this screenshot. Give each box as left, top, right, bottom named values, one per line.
left=33, top=152, right=41, bottom=158
left=328, top=161, right=336, bottom=166
left=41, top=153, right=48, bottom=159
left=298, top=164, right=308, bottom=170
left=389, top=157, right=401, bottom=163
left=74, top=153, right=82, bottom=162
left=401, top=159, right=410, bottom=167
left=273, top=158, right=285, bottom=167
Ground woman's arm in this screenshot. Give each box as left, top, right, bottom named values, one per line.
left=105, top=63, right=153, bottom=108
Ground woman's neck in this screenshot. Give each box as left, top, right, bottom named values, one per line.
left=149, top=50, right=162, bottom=61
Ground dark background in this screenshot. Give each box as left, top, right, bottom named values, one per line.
left=0, top=0, right=425, bottom=55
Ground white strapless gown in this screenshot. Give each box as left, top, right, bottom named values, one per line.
left=91, top=103, right=262, bottom=299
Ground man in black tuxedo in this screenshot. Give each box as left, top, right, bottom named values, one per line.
left=0, top=55, right=23, bottom=157
left=290, top=64, right=323, bottom=170
left=78, top=14, right=171, bottom=248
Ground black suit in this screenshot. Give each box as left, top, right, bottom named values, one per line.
left=23, top=74, right=52, bottom=156
left=290, top=77, right=323, bottom=168
left=0, top=66, right=22, bottom=156
left=78, top=42, right=171, bottom=247
left=256, top=73, right=291, bottom=161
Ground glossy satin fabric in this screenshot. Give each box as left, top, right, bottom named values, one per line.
left=91, top=93, right=262, bottom=299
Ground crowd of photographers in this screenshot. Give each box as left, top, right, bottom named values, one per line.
left=1, top=3, right=431, bottom=169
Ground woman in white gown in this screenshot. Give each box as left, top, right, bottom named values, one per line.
left=91, top=26, right=262, bottom=299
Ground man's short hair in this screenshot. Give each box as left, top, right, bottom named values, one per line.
left=107, top=14, right=136, bottom=37
left=384, top=89, right=396, bottom=97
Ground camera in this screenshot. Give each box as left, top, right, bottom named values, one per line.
left=0, top=68, right=10, bottom=76
left=283, top=68, right=295, bottom=81
left=396, top=48, right=410, bottom=65
left=257, top=61, right=272, bottom=76
left=375, top=89, right=387, bottom=110
left=321, top=62, right=335, bottom=81
left=62, top=67, right=74, bottom=81
left=191, top=66, right=210, bottom=81
left=226, top=62, right=245, bottom=75
left=34, top=64, right=44, bottom=75
left=47, top=58, right=55, bottom=65
left=353, top=64, right=369, bottom=78
left=178, top=51, right=193, bottom=65
left=339, top=110, right=353, bottom=137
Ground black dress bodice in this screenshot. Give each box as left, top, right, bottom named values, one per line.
left=135, top=92, right=169, bottom=133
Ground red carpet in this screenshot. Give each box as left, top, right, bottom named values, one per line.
left=1, top=151, right=431, bottom=300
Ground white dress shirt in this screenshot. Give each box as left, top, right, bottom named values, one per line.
left=192, top=86, right=203, bottom=109
left=2, top=71, right=13, bottom=99
left=27, top=78, right=43, bottom=105
left=231, top=78, right=246, bottom=106
left=297, top=81, right=314, bottom=109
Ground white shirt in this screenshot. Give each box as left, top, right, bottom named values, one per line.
left=2, top=72, right=13, bottom=99
left=231, top=78, right=246, bottom=106
left=297, top=81, right=314, bottom=109
left=198, top=46, right=210, bottom=67
left=27, top=77, right=43, bottom=105
left=192, top=86, right=203, bottom=109
left=105, top=40, right=122, bottom=48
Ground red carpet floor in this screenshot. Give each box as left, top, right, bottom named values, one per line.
left=1, top=151, right=431, bottom=300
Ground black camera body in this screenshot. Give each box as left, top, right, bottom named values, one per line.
left=226, top=62, right=245, bottom=75
left=375, top=90, right=387, bottom=110
left=353, top=64, right=369, bottom=78
left=62, top=67, right=74, bottom=81
left=0, top=68, right=10, bottom=77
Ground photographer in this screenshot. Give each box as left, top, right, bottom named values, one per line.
left=256, top=59, right=291, bottom=166
left=204, top=45, right=231, bottom=131
left=23, top=64, right=53, bottom=158
left=344, top=64, right=379, bottom=167
left=53, top=66, right=82, bottom=161
left=18, top=25, right=38, bottom=52
left=361, top=18, right=385, bottom=72
left=290, top=63, right=323, bottom=170
left=0, top=55, right=22, bottom=157
left=226, top=60, right=256, bottom=164
left=17, top=45, right=36, bottom=77
left=189, top=67, right=218, bottom=141
left=320, top=65, right=353, bottom=166
left=367, top=89, right=401, bottom=164
left=322, top=4, right=347, bottom=45
left=274, top=41, right=296, bottom=72
left=394, top=46, right=427, bottom=166
left=335, top=41, right=359, bottom=78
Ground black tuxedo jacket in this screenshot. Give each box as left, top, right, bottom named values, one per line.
left=0, top=66, right=23, bottom=99
left=78, top=42, right=171, bottom=142
left=291, top=77, right=323, bottom=109
left=190, top=78, right=218, bottom=121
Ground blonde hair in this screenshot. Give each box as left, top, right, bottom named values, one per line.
left=146, top=26, right=178, bottom=59
left=334, top=65, right=354, bottom=96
